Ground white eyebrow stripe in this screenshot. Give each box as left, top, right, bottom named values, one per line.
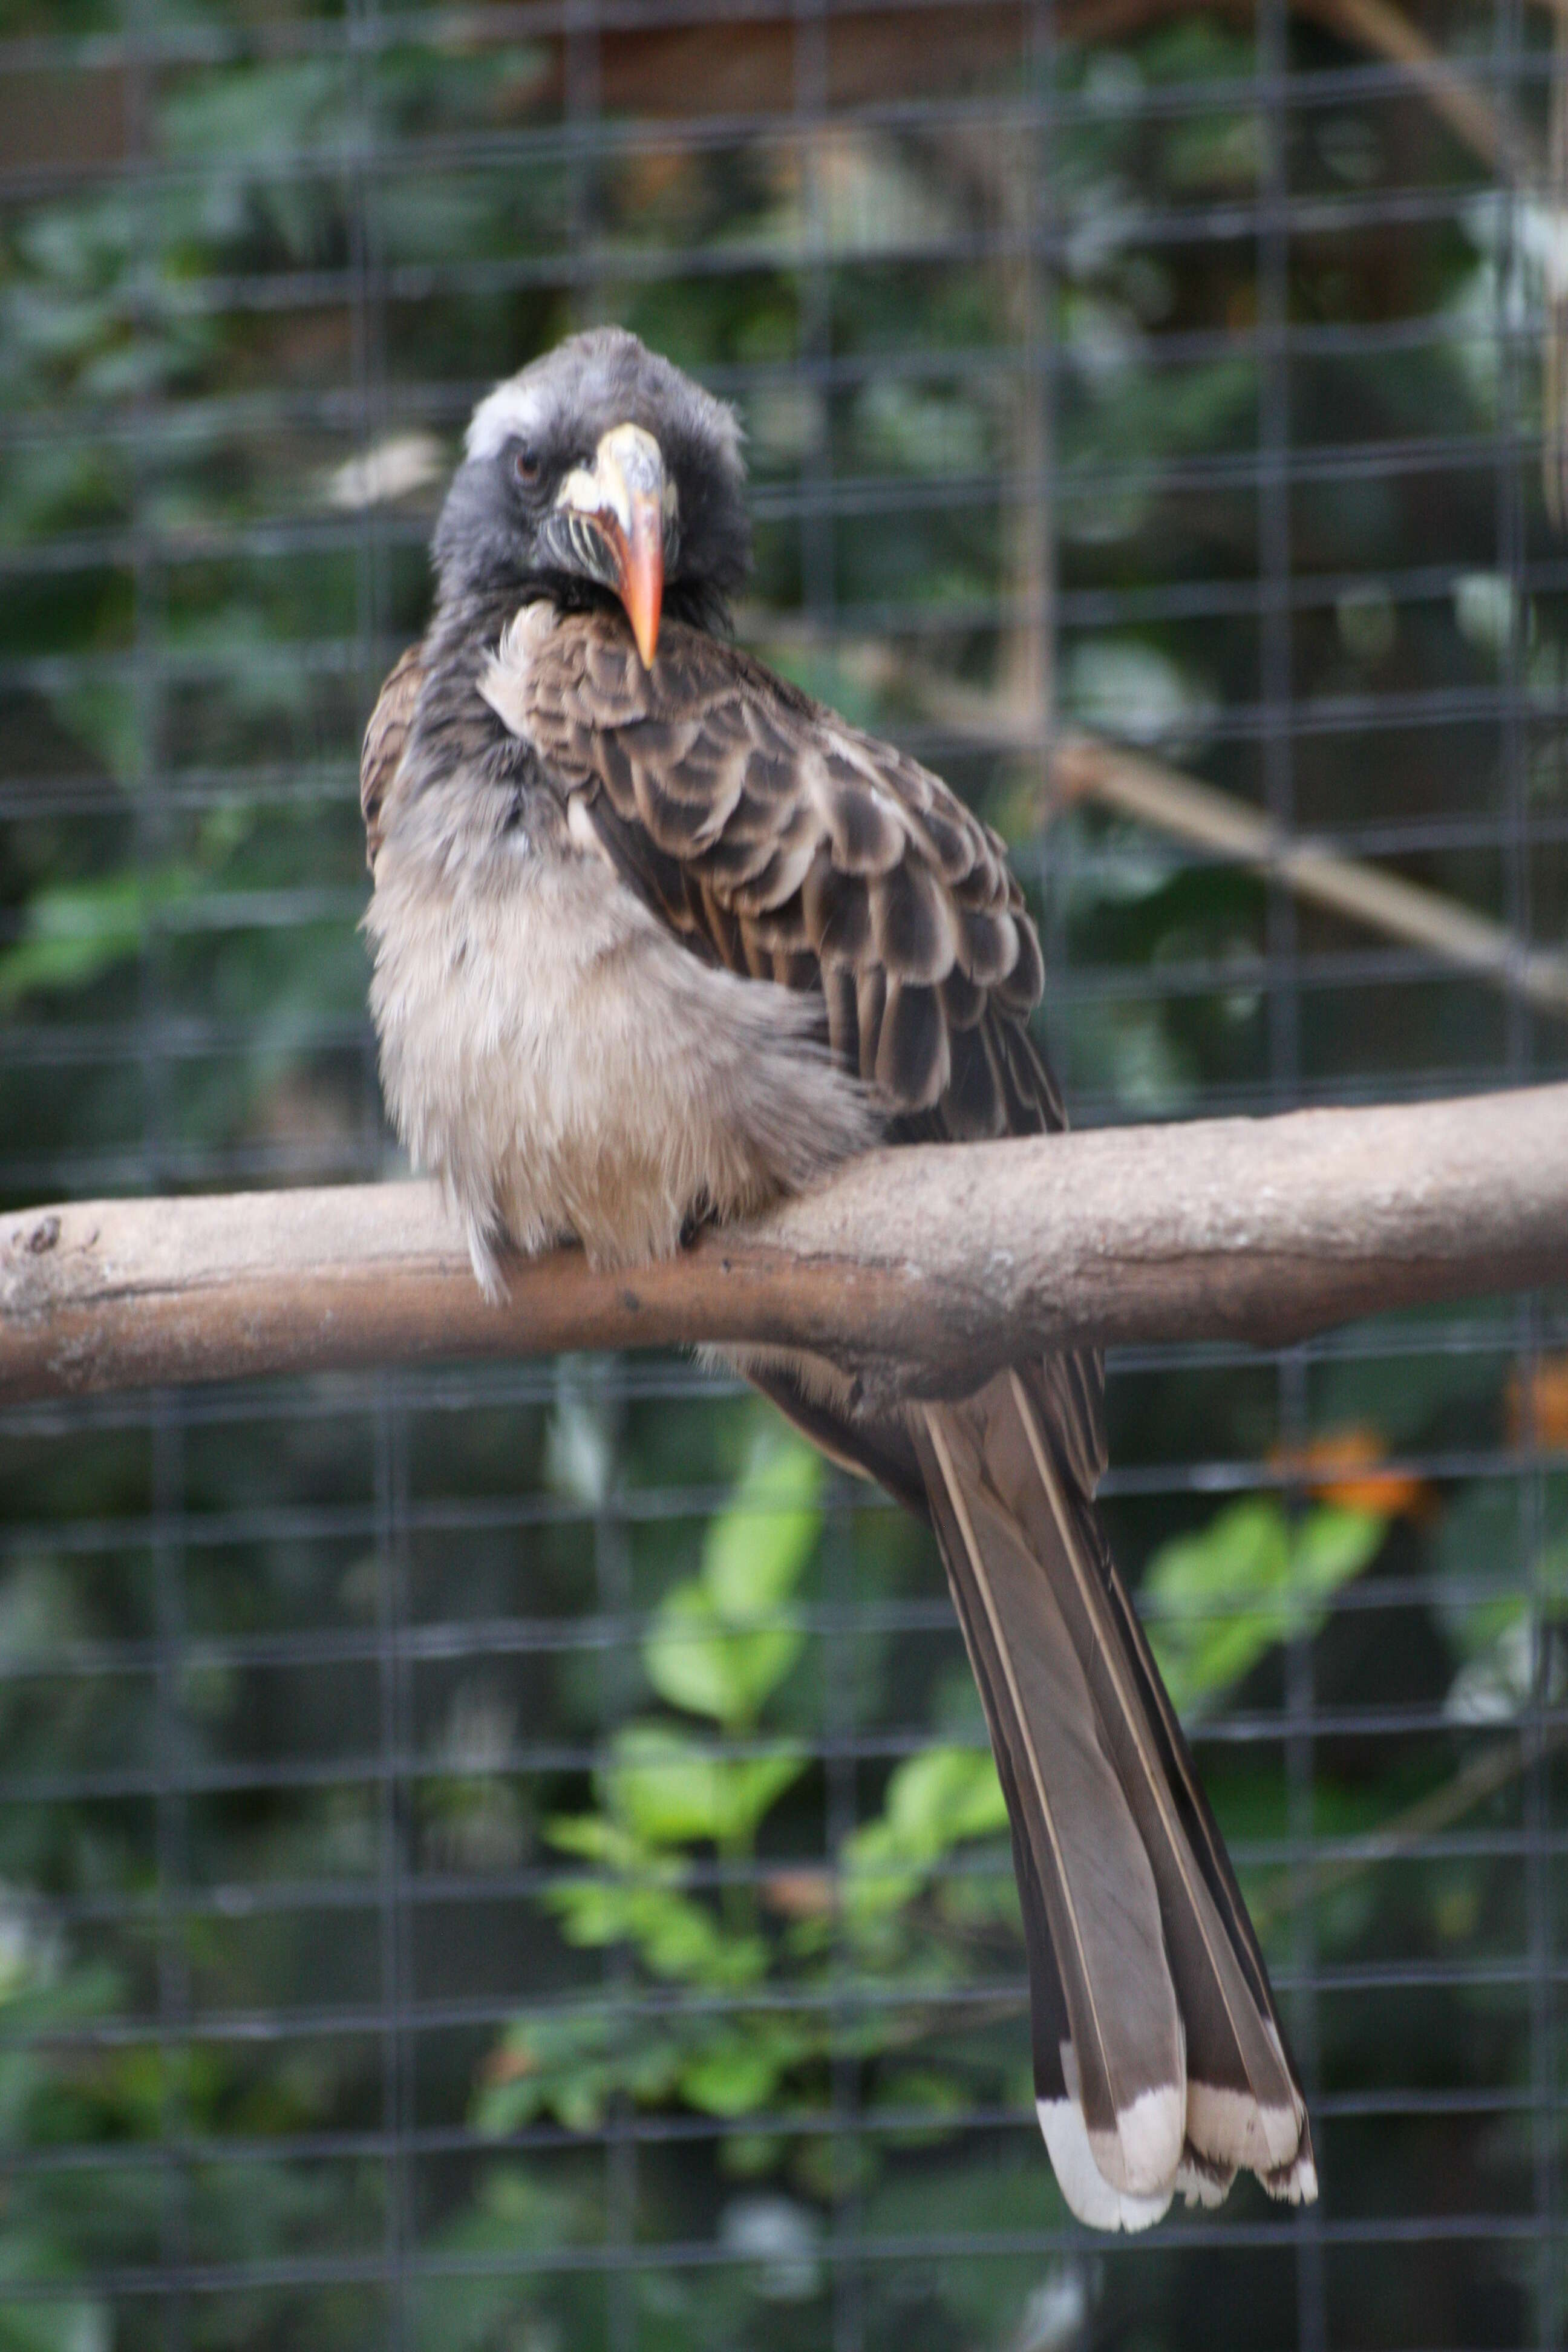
left=465, top=381, right=549, bottom=462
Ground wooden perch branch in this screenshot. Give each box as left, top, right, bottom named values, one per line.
left=2, top=1085, right=1565, bottom=1410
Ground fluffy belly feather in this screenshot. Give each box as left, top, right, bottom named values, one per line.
left=365, top=831, right=874, bottom=1295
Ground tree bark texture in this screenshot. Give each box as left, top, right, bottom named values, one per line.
left=1, top=1085, right=1564, bottom=1409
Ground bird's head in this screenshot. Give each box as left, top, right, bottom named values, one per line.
left=434, top=327, right=751, bottom=665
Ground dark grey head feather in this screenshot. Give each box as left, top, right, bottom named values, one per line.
left=434, top=328, right=750, bottom=627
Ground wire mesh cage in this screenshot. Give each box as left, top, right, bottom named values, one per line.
left=1, top=2, right=1566, bottom=2348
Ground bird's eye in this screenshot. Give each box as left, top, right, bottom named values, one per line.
left=513, top=447, right=541, bottom=486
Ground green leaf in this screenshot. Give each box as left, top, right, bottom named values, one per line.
left=642, top=1432, right=822, bottom=1728
left=676, top=2017, right=812, bottom=2117
left=0, top=865, right=196, bottom=1010
left=550, top=1869, right=760, bottom=1985
left=543, top=1789, right=774, bottom=1988
left=841, top=1745, right=1008, bottom=1934
left=475, top=2010, right=687, bottom=2136
left=1295, top=1502, right=1390, bottom=1602
left=605, top=1722, right=806, bottom=1851
left=543, top=1814, right=635, bottom=1865
left=702, top=1434, right=823, bottom=1619
left=475, top=2003, right=818, bottom=2138
left=884, top=1745, right=1008, bottom=1850
left=1145, top=1497, right=1388, bottom=1717
left=643, top=1582, right=788, bottom=1727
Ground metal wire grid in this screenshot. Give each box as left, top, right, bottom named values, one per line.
left=1, top=1, right=1566, bottom=2347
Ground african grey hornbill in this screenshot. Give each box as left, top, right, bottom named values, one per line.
left=360, top=327, right=1316, bottom=2230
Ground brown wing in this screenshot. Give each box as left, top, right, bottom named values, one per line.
left=497, top=609, right=1048, bottom=1139
left=481, top=603, right=1101, bottom=1457
left=361, top=642, right=426, bottom=870
left=489, top=601, right=1108, bottom=1477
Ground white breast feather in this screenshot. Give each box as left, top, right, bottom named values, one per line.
left=366, top=819, right=873, bottom=1298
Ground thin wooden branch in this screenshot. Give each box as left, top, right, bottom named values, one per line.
left=1050, top=733, right=1568, bottom=1022
left=1057, top=0, right=1537, bottom=182
left=2, top=1085, right=1564, bottom=1409
left=1249, top=1714, right=1568, bottom=1935
left=1292, top=0, right=1534, bottom=181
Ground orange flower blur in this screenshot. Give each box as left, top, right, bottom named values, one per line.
left=1270, top=1424, right=1434, bottom=1521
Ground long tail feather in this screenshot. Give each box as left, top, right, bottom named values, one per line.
left=1000, top=1370, right=1311, bottom=2187
left=915, top=1403, right=1186, bottom=2212
left=1063, top=1422, right=1318, bottom=2205
left=951, top=1550, right=1175, bottom=2230
left=912, top=1373, right=1316, bottom=2226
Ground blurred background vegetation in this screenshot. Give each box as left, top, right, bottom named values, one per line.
left=1, top=0, right=1566, bottom=2347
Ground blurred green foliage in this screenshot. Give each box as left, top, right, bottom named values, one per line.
left=1145, top=1497, right=1389, bottom=1718
left=2, top=0, right=1566, bottom=2347
left=480, top=1432, right=1019, bottom=2164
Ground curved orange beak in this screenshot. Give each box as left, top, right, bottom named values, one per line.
left=556, top=422, right=667, bottom=668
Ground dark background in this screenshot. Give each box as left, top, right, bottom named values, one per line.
left=1, top=1, right=1566, bottom=2347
